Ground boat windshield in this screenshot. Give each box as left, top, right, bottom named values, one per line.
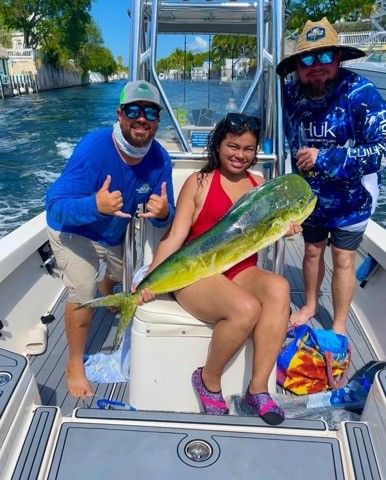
left=367, top=51, right=386, bottom=63
left=129, top=0, right=285, bottom=159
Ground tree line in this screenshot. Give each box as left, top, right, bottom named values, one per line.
left=287, top=0, right=377, bottom=31
left=156, top=36, right=257, bottom=77
left=1, top=0, right=379, bottom=77
left=0, top=0, right=125, bottom=77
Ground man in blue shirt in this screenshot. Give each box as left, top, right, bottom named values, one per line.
left=46, top=80, right=175, bottom=397
left=277, top=18, right=386, bottom=333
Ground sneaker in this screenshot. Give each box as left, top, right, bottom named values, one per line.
left=192, top=368, right=228, bottom=415
left=244, top=390, right=285, bottom=425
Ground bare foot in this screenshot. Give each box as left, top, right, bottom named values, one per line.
left=66, top=362, right=93, bottom=397
left=201, top=367, right=222, bottom=392
left=289, top=306, right=315, bottom=327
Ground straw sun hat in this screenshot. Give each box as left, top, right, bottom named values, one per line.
left=276, top=17, right=366, bottom=77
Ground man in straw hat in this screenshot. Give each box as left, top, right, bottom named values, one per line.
left=277, top=17, right=386, bottom=333
left=46, top=80, right=175, bottom=397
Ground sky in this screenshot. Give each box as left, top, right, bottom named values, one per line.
left=90, top=0, right=131, bottom=63
left=90, top=0, right=208, bottom=67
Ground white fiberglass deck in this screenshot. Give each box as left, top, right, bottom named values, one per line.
left=28, top=234, right=378, bottom=412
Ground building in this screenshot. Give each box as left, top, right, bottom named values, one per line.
left=222, top=57, right=250, bottom=81
left=11, top=32, right=25, bottom=50
left=191, top=62, right=209, bottom=81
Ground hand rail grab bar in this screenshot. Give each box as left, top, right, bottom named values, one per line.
left=149, top=0, right=191, bottom=152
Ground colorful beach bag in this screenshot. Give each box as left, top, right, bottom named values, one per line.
left=277, top=325, right=351, bottom=395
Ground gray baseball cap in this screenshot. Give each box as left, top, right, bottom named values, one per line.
left=119, top=80, right=163, bottom=109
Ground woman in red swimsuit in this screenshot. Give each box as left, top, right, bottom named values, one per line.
left=139, top=113, right=300, bottom=425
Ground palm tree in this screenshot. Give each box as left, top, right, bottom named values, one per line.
left=212, top=34, right=257, bottom=79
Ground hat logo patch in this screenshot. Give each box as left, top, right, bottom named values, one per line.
left=306, top=27, right=325, bottom=42
left=135, top=83, right=152, bottom=98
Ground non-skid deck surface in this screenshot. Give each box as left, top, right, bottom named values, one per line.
left=284, top=236, right=378, bottom=378
left=29, top=235, right=378, bottom=411
left=28, top=289, right=128, bottom=413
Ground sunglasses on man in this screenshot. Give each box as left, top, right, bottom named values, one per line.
left=225, top=113, right=262, bottom=132
left=123, top=103, right=160, bottom=121
left=299, top=50, right=335, bottom=68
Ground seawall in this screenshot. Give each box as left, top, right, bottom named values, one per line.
left=35, top=62, right=89, bottom=90
left=8, top=59, right=90, bottom=91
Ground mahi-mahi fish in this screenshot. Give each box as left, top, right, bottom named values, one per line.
left=78, top=173, right=316, bottom=344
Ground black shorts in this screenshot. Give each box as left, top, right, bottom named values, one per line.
left=302, top=224, right=365, bottom=251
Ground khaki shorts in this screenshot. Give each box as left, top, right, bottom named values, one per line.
left=47, top=228, right=123, bottom=304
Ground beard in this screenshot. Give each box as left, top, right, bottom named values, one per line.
left=127, top=132, right=150, bottom=147
left=301, top=78, right=335, bottom=99
left=126, top=123, right=157, bottom=147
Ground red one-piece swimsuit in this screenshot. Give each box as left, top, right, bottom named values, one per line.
left=184, top=169, right=259, bottom=280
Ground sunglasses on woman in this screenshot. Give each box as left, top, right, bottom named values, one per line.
left=123, top=103, right=160, bottom=121
left=225, top=113, right=262, bottom=131
left=299, top=50, right=335, bottom=68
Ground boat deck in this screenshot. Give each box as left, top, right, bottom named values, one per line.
left=28, top=234, right=378, bottom=413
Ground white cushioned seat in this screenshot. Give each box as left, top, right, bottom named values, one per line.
left=134, top=296, right=212, bottom=338
left=136, top=295, right=203, bottom=326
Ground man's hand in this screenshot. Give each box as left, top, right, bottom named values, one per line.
left=285, top=221, right=302, bottom=237
left=96, top=175, right=131, bottom=218
left=139, top=181, right=169, bottom=219
left=296, top=147, right=319, bottom=172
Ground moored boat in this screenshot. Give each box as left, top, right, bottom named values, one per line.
left=345, top=52, right=386, bottom=100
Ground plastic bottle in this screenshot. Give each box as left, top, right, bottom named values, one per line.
left=225, top=97, right=238, bottom=113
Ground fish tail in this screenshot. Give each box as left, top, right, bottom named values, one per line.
left=76, top=292, right=139, bottom=347
left=114, top=293, right=140, bottom=347
left=77, top=292, right=126, bottom=310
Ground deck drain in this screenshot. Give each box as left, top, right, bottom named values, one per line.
left=178, top=436, right=220, bottom=467
left=185, top=440, right=212, bottom=462
left=0, top=372, right=12, bottom=386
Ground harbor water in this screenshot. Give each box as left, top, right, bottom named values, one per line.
left=0, top=80, right=385, bottom=238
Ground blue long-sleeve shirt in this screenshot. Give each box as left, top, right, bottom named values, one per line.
left=46, top=127, right=175, bottom=246
left=283, top=68, right=386, bottom=229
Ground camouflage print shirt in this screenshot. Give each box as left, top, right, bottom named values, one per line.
left=283, top=67, right=386, bottom=230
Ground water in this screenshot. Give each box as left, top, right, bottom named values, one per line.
left=0, top=83, right=122, bottom=238
left=0, top=80, right=385, bottom=238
